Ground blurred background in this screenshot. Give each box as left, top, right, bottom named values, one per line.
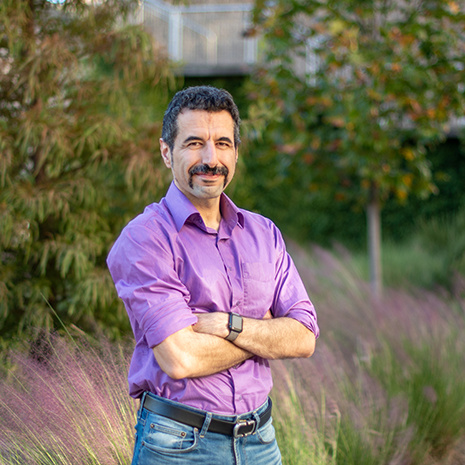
left=1, top=1, right=464, bottom=464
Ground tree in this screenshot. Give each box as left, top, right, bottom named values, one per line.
left=247, top=0, right=465, bottom=295
left=0, top=0, right=175, bottom=341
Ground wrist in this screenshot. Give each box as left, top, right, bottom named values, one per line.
left=225, top=312, right=243, bottom=342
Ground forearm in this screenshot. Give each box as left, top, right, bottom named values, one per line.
left=194, top=312, right=316, bottom=360
left=153, top=326, right=252, bottom=379
left=235, top=316, right=315, bottom=360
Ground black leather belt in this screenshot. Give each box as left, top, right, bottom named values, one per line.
left=141, top=394, right=272, bottom=438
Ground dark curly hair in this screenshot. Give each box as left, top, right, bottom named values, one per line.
left=161, top=86, right=241, bottom=151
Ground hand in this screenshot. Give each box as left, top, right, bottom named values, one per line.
left=193, top=312, right=229, bottom=338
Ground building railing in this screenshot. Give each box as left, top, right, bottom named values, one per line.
left=140, top=0, right=259, bottom=76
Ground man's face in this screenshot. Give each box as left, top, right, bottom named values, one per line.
left=160, top=109, right=238, bottom=207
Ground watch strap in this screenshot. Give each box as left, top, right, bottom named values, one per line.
left=225, top=328, right=240, bottom=342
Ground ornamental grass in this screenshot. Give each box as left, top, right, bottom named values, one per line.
left=1, top=245, right=464, bottom=464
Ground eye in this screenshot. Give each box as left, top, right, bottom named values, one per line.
left=217, top=141, right=233, bottom=148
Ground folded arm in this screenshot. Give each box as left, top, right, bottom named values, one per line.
left=193, top=312, right=316, bottom=360
left=152, top=308, right=316, bottom=380
left=152, top=325, right=253, bottom=380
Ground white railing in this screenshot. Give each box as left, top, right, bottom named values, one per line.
left=140, top=0, right=258, bottom=74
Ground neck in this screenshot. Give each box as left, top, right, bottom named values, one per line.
left=199, top=205, right=222, bottom=231
left=190, top=196, right=222, bottom=231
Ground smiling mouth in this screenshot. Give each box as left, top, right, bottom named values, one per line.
left=196, top=173, right=220, bottom=182
left=188, top=164, right=229, bottom=188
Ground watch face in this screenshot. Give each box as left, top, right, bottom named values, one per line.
left=230, top=313, right=243, bottom=332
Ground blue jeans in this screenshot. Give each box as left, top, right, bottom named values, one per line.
left=131, top=394, right=282, bottom=465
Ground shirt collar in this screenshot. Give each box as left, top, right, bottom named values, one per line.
left=165, top=182, right=244, bottom=232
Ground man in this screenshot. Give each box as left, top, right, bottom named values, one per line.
left=107, top=86, right=319, bottom=465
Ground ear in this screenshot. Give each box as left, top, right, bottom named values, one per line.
left=160, top=139, right=172, bottom=168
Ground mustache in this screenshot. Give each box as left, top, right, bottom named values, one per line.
left=189, top=164, right=229, bottom=177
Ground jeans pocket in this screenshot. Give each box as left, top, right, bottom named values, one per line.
left=140, top=412, right=199, bottom=455
left=257, top=418, right=277, bottom=445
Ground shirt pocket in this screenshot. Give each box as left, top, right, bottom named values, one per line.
left=242, top=262, right=275, bottom=319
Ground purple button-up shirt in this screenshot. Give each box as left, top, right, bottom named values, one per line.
left=107, top=182, right=318, bottom=415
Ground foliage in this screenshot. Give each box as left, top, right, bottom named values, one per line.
left=239, top=135, right=465, bottom=250
left=417, top=206, right=465, bottom=288
left=0, top=0, right=176, bottom=341
left=349, top=205, right=465, bottom=292
left=248, top=0, right=465, bottom=206
left=245, top=0, right=465, bottom=292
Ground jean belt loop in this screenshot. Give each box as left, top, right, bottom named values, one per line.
left=138, top=392, right=148, bottom=420
left=252, top=410, right=261, bottom=429
left=253, top=397, right=270, bottom=430
left=199, top=412, right=212, bottom=438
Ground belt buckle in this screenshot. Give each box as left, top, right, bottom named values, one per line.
left=233, top=419, right=257, bottom=438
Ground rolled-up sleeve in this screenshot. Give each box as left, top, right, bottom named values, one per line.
left=107, top=223, right=197, bottom=347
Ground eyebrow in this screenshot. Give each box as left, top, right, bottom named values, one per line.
left=217, top=136, right=234, bottom=145
left=182, top=136, right=234, bottom=145
left=182, top=136, right=202, bottom=144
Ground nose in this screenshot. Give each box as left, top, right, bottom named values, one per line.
left=202, top=142, right=219, bottom=167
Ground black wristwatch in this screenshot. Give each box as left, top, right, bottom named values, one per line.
left=225, top=312, right=243, bottom=342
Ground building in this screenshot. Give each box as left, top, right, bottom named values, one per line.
left=140, top=0, right=258, bottom=77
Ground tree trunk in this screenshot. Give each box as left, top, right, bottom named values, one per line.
left=367, top=182, right=382, bottom=297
